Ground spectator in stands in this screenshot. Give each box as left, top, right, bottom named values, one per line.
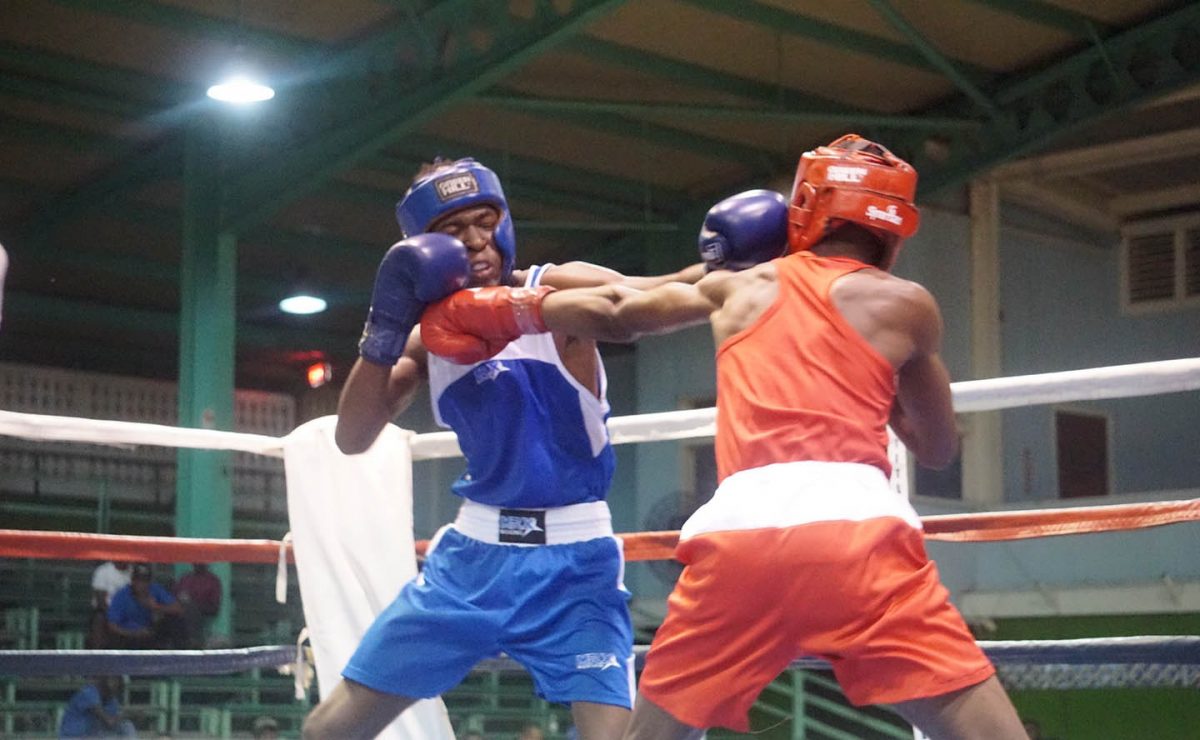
left=106, top=563, right=186, bottom=649
left=517, top=722, right=544, bottom=740
left=87, top=561, right=132, bottom=649
left=58, top=675, right=136, bottom=738
left=91, top=561, right=132, bottom=609
left=174, top=562, right=222, bottom=647
left=252, top=715, right=280, bottom=739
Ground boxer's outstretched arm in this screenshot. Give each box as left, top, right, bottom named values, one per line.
left=530, top=261, right=706, bottom=291
left=541, top=272, right=727, bottom=342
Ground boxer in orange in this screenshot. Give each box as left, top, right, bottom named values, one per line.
left=420, top=135, right=1028, bottom=739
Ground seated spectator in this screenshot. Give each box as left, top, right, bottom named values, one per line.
left=87, top=561, right=131, bottom=649
left=174, top=562, right=222, bottom=647
left=106, top=564, right=186, bottom=649
left=518, top=722, right=544, bottom=740
left=252, top=715, right=280, bottom=739
left=59, top=675, right=136, bottom=738
left=91, top=561, right=131, bottom=609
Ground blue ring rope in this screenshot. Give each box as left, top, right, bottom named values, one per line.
left=2, top=636, right=1196, bottom=678
left=0, top=645, right=296, bottom=677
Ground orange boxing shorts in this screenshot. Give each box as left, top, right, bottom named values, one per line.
left=637, top=516, right=994, bottom=732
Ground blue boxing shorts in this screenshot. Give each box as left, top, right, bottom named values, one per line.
left=342, top=500, right=634, bottom=708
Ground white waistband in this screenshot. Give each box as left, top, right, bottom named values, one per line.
left=680, top=460, right=921, bottom=541
left=454, top=499, right=614, bottom=545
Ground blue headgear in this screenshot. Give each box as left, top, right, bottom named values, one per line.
left=395, top=158, right=517, bottom=280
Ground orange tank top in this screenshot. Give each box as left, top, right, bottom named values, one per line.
left=714, top=252, right=895, bottom=482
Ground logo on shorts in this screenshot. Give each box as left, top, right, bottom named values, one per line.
left=498, top=508, right=546, bottom=544
left=435, top=173, right=479, bottom=201
left=866, top=204, right=904, bottom=226
left=826, top=165, right=868, bottom=183
left=575, top=652, right=620, bottom=670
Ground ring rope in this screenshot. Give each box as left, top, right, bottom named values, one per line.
left=3, top=636, right=1197, bottom=690
left=0, top=645, right=297, bottom=677
left=1, top=358, right=1197, bottom=460
left=0, top=497, right=1196, bottom=564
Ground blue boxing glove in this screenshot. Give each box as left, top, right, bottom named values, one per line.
left=698, top=189, right=788, bottom=271
left=358, top=233, right=470, bottom=366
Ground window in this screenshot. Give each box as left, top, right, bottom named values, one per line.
left=1055, top=409, right=1110, bottom=498
left=1121, top=215, right=1200, bottom=313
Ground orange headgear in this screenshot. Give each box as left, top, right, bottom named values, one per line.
left=788, top=134, right=919, bottom=260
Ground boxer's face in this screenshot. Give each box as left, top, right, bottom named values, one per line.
left=431, top=205, right=503, bottom=287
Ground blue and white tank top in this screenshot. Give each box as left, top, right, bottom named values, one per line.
left=426, top=265, right=616, bottom=508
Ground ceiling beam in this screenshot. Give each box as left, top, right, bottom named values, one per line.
left=0, top=71, right=158, bottom=119
left=50, top=0, right=314, bottom=58
left=899, top=3, right=1200, bottom=196
left=15, top=1, right=474, bottom=245
left=566, top=37, right=838, bottom=171
left=569, top=36, right=857, bottom=114
left=475, top=94, right=979, bottom=131
left=866, top=0, right=998, bottom=115
left=370, top=146, right=688, bottom=218
left=1, top=173, right=380, bottom=298
left=1110, top=183, right=1200, bottom=218
left=326, top=174, right=651, bottom=227
left=0, top=41, right=188, bottom=105
left=989, top=128, right=1200, bottom=181
left=18, top=138, right=182, bottom=248
left=677, top=0, right=992, bottom=81
left=486, top=102, right=783, bottom=173
left=0, top=116, right=130, bottom=155
left=999, top=180, right=1118, bottom=233
left=223, top=0, right=632, bottom=233
left=962, top=0, right=1108, bottom=37
left=5, top=292, right=346, bottom=351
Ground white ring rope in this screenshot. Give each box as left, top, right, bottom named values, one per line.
left=0, top=358, right=1196, bottom=461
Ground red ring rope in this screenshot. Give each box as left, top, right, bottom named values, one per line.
left=0, top=499, right=1194, bottom=564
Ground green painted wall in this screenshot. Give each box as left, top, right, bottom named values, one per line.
left=993, top=614, right=1200, bottom=740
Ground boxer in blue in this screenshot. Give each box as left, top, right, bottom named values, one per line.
left=301, top=158, right=786, bottom=740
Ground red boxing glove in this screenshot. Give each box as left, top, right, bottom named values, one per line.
left=421, top=285, right=555, bottom=364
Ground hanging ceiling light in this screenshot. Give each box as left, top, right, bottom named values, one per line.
left=278, top=292, right=327, bottom=315
left=207, top=75, right=275, bottom=104
left=208, top=2, right=274, bottom=105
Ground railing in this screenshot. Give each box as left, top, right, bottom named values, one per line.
left=0, top=671, right=305, bottom=739
left=753, top=669, right=912, bottom=740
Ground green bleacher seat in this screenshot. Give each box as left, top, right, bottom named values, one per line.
left=0, top=699, right=61, bottom=738
left=54, top=629, right=85, bottom=649
left=1, top=606, right=39, bottom=649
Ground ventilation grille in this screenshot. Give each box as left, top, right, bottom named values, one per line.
left=1186, top=228, right=1200, bottom=298
left=1126, top=231, right=1175, bottom=304
left=1122, top=218, right=1200, bottom=310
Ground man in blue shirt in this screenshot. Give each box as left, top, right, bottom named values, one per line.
left=105, top=563, right=185, bottom=649
left=59, top=676, right=136, bottom=738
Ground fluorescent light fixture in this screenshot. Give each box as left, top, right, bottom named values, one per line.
left=279, top=294, right=327, bottom=315
left=207, top=76, right=275, bottom=104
